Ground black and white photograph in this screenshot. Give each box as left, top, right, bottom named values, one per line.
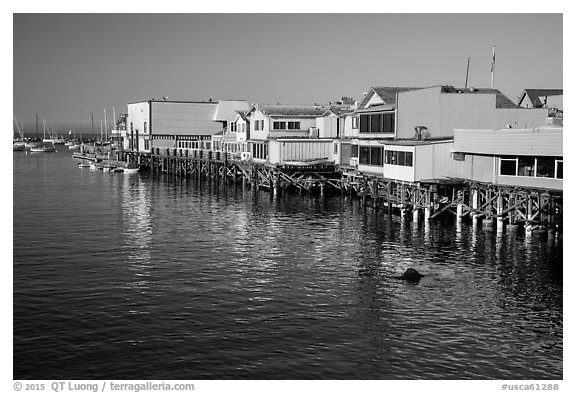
left=9, top=6, right=568, bottom=391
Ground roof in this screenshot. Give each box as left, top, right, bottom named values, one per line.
left=520, top=89, right=563, bottom=108
left=213, top=100, right=250, bottom=121
left=439, top=86, right=519, bottom=108
left=359, top=87, right=424, bottom=108
left=255, top=104, right=328, bottom=118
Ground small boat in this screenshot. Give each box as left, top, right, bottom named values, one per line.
left=68, top=144, right=80, bottom=150
left=112, top=167, right=124, bottom=173
left=123, top=163, right=140, bottom=173
left=13, top=142, right=25, bottom=151
left=30, top=143, right=56, bottom=152
left=78, top=161, right=91, bottom=168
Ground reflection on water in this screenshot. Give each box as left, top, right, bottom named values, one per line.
left=121, top=174, right=153, bottom=293
left=13, top=151, right=562, bottom=380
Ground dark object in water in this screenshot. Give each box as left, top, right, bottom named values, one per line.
left=399, top=268, right=425, bottom=282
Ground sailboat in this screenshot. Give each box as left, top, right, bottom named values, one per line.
left=42, top=120, right=66, bottom=144
left=13, top=117, right=25, bottom=150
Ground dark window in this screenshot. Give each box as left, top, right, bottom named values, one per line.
left=359, top=146, right=383, bottom=166
left=536, top=157, right=555, bottom=178
left=288, top=121, right=300, bottom=130
left=518, top=157, right=535, bottom=177
left=351, top=145, right=358, bottom=158
left=385, top=150, right=413, bottom=167
left=397, top=151, right=406, bottom=166
left=406, top=152, right=413, bottom=166
left=273, top=121, right=286, bottom=130
left=556, top=160, right=563, bottom=179
left=360, top=115, right=369, bottom=133
left=359, top=112, right=395, bottom=133
left=359, top=147, right=370, bottom=164
left=370, top=113, right=382, bottom=133
left=500, top=159, right=517, bottom=176
left=383, top=113, right=395, bottom=132
left=370, top=146, right=383, bottom=165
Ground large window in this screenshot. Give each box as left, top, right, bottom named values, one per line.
left=253, top=121, right=259, bottom=131
left=385, top=150, right=413, bottom=167
left=359, top=146, right=383, bottom=166
left=500, top=158, right=517, bottom=176
left=273, top=121, right=286, bottom=130
left=536, top=157, right=555, bottom=178
left=359, top=112, right=395, bottom=134
left=252, top=143, right=268, bottom=159
left=500, top=156, right=563, bottom=179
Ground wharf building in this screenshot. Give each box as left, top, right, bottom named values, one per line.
left=113, top=86, right=562, bottom=233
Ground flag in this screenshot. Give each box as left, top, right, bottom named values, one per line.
left=490, top=45, right=496, bottom=72
left=490, top=45, right=496, bottom=89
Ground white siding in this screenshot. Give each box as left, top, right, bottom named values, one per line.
left=453, top=128, right=563, bottom=156
left=151, top=102, right=221, bottom=136
left=268, top=139, right=334, bottom=164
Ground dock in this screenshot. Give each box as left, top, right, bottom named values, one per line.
left=72, top=147, right=563, bottom=238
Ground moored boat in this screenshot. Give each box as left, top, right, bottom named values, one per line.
left=124, top=163, right=140, bottom=173
left=13, top=142, right=25, bottom=151
left=30, top=143, right=56, bottom=152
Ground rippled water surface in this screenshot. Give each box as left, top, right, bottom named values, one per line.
left=13, top=150, right=563, bottom=379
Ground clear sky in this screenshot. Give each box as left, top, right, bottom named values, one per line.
left=13, top=13, right=562, bottom=135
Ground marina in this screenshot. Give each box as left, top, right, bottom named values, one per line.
left=13, top=13, right=564, bottom=385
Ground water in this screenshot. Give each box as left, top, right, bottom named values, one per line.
left=13, top=149, right=563, bottom=380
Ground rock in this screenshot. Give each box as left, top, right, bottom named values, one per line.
left=399, top=268, right=425, bottom=282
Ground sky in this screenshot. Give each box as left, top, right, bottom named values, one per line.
left=12, top=12, right=563, bottom=136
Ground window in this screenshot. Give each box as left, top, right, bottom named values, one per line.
left=252, top=143, right=268, bottom=159
left=334, top=143, right=338, bottom=154
left=351, top=145, right=358, bottom=158
left=288, top=121, right=300, bottom=130
left=254, top=121, right=259, bottom=131
left=536, top=157, right=555, bottom=178
left=359, top=146, right=383, bottom=166
left=230, top=123, right=236, bottom=132
left=273, top=121, right=286, bottom=130
left=130, top=122, right=133, bottom=131
left=500, top=158, right=517, bottom=175
left=500, top=156, right=562, bottom=179
left=359, top=112, right=395, bottom=133
left=144, top=140, right=150, bottom=150
left=143, top=122, right=147, bottom=133
left=518, top=157, right=535, bottom=177
left=352, top=117, right=359, bottom=129
left=385, top=150, right=413, bottom=167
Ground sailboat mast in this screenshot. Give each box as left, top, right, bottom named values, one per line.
left=91, top=113, right=94, bottom=137
left=104, top=108, right=107, bottom=142
left=36, top=113, right=39, bottom=137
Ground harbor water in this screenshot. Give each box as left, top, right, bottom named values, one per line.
left=13, top=149, right=563, bottom=380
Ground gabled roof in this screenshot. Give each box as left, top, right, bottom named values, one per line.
left=359, top=87, right=424, bottom=108
left=213, top=100, right=250, bottom=121
left=252, top=104, right=328, bottom=118
left=519, top=89, right=563, bottom=108
left=439, top=85, right=519, bottom=108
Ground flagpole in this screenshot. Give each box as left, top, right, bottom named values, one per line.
left=491, top=45, right=496, bottom=89
left=465, top=55, right=471, bottom=88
